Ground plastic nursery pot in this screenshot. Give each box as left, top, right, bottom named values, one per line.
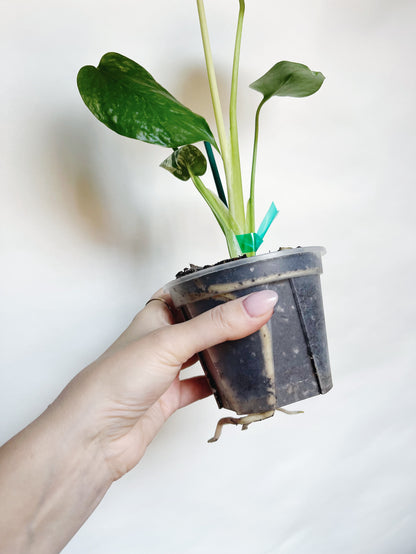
left=167, top=247, right=332, bottom=417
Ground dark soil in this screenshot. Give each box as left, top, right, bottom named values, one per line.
left=175, top=255, right=247, bottom=278
left=175, top=247, right=297, bottom=278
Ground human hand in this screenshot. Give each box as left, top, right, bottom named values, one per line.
left=54, top=288, right=278, bottom=481
left=0, top=287, right=278, bottom=553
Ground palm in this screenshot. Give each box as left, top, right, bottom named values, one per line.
left=93, top=298, right=210, bottom=479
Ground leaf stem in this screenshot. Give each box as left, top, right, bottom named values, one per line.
left=197, top=0, right=248, bottom=233
left=229, top=0, right=246, bottom=227
left=190, top=170, right=242, bottom=257
left=196, top=1, right=231, bottom=170
left=247, top=98, right=266, bottom=233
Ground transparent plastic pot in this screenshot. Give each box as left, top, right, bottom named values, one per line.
left=167, top=247, right=332, bottom=416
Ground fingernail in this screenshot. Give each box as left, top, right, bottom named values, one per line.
left=243, top=290, right=278, bottom=317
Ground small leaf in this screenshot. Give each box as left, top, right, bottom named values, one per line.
left=250, top=61, right=325, bottom=100
left=160, top=145, right=207, bottom=181
left=77, top=52, right=217, bottom=149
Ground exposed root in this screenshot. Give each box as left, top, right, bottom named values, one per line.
left=276, top=407, right=304, bottom=415
left=208, top=410, right=275, bottom=443
left=207, top=406, right=304, bottom=443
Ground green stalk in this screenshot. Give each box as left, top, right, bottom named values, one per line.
left=229, top=0, right=246, bottom=228
left=190, top=170, right=242, bottom=257
left=247, top=98, right=266, bottom=233
left=196, top=1, right=231, bottom=173
left=197, top=0, right=246, bottom=231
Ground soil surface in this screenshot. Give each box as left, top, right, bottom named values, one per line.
left=175, top=247, right=297, bottom=278
left=175, top=255, right=247, bottom=278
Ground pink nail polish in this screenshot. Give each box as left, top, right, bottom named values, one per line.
left=243, top=290, right=278, bottom=317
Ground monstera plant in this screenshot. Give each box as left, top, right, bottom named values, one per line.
left=77, top=0, right=332, bottom=441
left=77, top=0, right=324, bottom=258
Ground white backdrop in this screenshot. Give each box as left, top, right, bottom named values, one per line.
left=1, top=0, right=416, bottom=552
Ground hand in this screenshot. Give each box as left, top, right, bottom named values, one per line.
left=55, top=288, right=279, bottom=481
left=0, top=287, right=278, bottom=553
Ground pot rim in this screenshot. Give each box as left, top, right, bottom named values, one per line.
left=168, top=246, right=326, bottom=288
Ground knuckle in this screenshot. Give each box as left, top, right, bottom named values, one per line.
left=209, top=304, right=234, bottom=335
left=148, top=327, right=183, bottom=366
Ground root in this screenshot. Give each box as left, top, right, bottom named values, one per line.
left=207, top=406, right=304, bottom=443
left=208, top=410, right=275, bottom=443
left=276, top=407, right=304, bottom=415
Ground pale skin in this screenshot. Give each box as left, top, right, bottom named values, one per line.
left=0, top=288, right=278, bottom=553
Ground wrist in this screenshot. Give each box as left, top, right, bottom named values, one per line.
left=48, top=367, right=116, bottom=486
left=0, top=387, right=113, bottom=554
left=37, top=396, right=113, bottom=551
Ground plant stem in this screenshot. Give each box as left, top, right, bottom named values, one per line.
left=229, top=0, right=246, bottom=227
left=190, top=170, right=242, bottom=258
left=196, top=0, right=245, bottom=230
left=247, top=98, right=266, bottom=233
left=196, top=1, right=230, bottom=167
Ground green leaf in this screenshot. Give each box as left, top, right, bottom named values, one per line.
left=249, top=61, right=325, bottom=100
left=77, top=52, right=217, bottom=149
left=160, top=145, right=207, bottom=181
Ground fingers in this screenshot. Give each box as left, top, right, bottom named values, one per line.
left=128, top=288, right=177, bottom=333
left=180, top=354, right=199, bottom=370
left=177, top=375, right=212, bottom=409
left=145, top=289, right=176, bottom=321
left=96, top=290, right=278, bottom=415
left=102, top=288, right=178, bottom=356
left=128, top=374, right=212, bottom=451
left=147, top=290, right=278, bottom=368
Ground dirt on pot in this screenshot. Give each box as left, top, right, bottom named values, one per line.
left=175, top=247, right=298, bottom=278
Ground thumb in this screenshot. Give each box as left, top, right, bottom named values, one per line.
left=148, top=289, right=279, bottom=368
left=94, top=290, right=279, bottom=410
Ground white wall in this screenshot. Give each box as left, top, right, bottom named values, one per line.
left=1, top=1, right=415, bottom=552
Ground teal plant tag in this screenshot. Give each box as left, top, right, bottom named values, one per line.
left=236, top=202, right=278, bottom=254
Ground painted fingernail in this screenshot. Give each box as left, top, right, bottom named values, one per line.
left=243, top=290, right=278, bottom=317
